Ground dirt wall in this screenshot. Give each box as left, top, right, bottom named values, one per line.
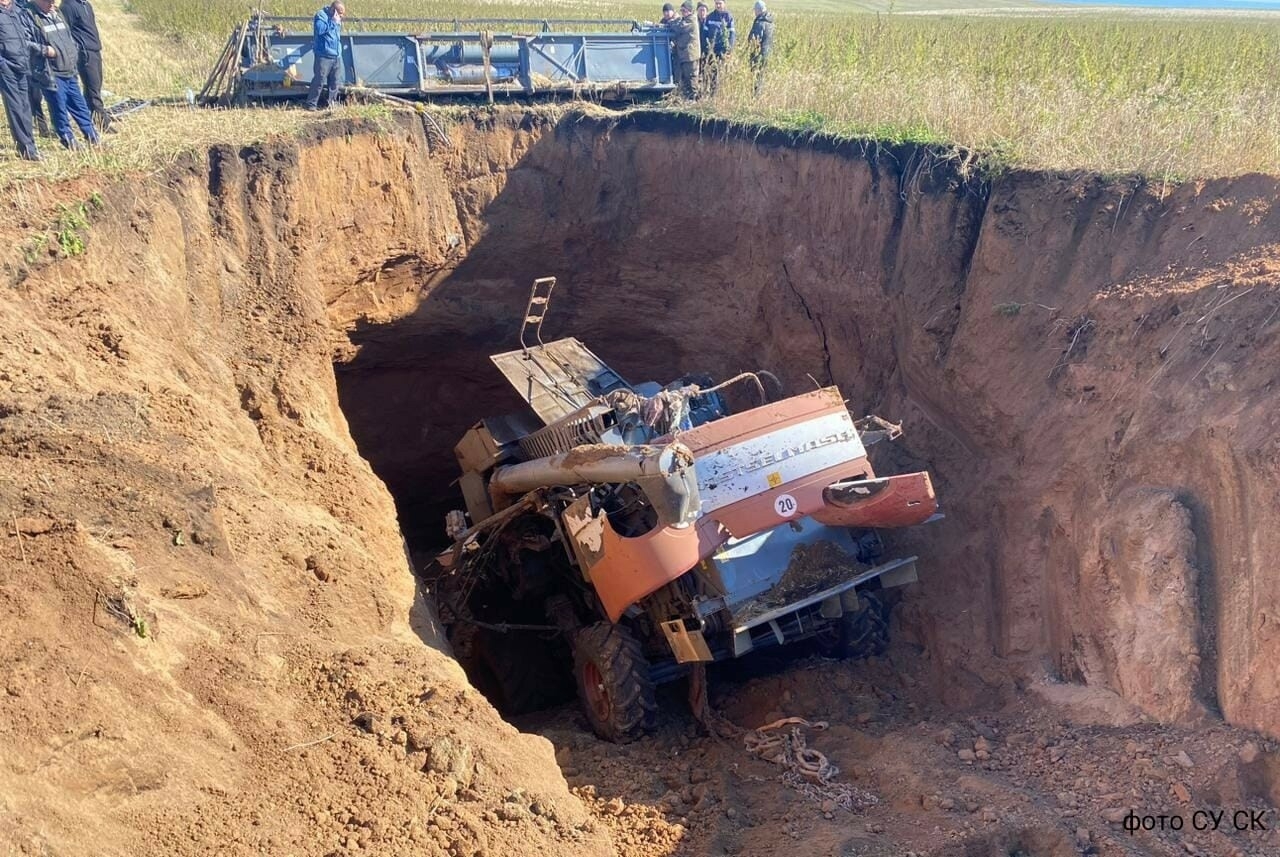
left=1, top=108, right=1279, bottom=856
left=0, top=119, right=609, bottom=857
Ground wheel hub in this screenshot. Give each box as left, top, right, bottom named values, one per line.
left=582, top=660, right=611, bottom=723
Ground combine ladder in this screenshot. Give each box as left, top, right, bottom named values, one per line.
left=513, top=277, right=598, bottom=417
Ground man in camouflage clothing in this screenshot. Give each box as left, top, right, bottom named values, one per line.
left=664, top=0, right=700, bottom=100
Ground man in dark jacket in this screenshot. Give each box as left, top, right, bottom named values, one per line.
left=25, top=0, right=98, bottom=149
left=746, top=0, right=774, bottom=95
left=58, top=0, right=109, bottom=131
left=306, top=1, right=344, bottom=110
left=706, top=0, right=735, bottom=54
left=663, top=0, right=700, bottom=100
left=695, top=2, right=711, bottom=94
left=701, top=0, right=734, bottom=95
left=0, top=0, right=38, bottom=159
left=17, top=0, right=45, bottom=140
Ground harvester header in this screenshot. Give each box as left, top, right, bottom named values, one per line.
left=200, top=13, right=679, bottom=106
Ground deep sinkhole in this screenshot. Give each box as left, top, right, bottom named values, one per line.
left=327, top=120, right=979, bottom=720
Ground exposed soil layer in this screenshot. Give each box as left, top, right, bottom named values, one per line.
left=1, top=108, right=1279, bottom=856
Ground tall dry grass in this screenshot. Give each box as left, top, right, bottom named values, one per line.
left=691, top=13, right=1280, bottom=178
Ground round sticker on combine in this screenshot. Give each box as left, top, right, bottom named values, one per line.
left=774, top=493, right=799, bottom=518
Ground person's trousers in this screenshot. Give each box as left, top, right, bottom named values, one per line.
left=676, top=60, right=698, bottom=99
left=43, top=75, right=98, bottom=148
left=306, top=55, right=341, bottom=108
left=28, top=76, right=46, bottom=133
left=751, top=57, right=767, bottom=95
left=0, top=61, right=37, bottom=157
left=77, top=48, right=105, bottom=113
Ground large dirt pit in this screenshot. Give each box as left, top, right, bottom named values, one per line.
left=2, top=109, right=1280, bottom=857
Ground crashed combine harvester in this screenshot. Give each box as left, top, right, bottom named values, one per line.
left=434, top=278, right=939, bottom=741
left=200, top=13, right=678, bottom=105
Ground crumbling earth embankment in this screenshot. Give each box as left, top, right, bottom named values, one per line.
left=0, top=108, right=1278, bottom=856
left=0, top=116, right=610, bottom=857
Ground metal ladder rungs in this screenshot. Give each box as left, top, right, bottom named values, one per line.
left=519, top=276, right=559, bottom=353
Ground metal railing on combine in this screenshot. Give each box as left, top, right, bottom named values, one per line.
left=517, top=403, right=618, bottom=461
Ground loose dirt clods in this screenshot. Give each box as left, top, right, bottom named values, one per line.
left=2, top=108, right=1279, bottom=856
left=767, top=540, right=865, bottom=606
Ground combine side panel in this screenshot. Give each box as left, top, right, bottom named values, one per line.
left=562, top=496, right=707, bottom=622
left=812, top=472, right=938, bottom=529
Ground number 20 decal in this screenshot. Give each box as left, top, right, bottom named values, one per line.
left=774, top=493, right=798, bottom=518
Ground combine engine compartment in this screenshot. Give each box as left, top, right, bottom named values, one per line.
left=433, top=278, right=938, bottom=739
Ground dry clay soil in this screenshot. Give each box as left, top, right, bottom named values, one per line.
left=1, top=110, right=1280, bottom=857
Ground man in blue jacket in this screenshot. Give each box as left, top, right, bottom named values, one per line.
left=706, top=0, right=735, bottom=55
left=701, top=0, right=734, bottom=95
left=0, top=0, right=39, bottom=159
left=306, top=1, right=344, bottom=111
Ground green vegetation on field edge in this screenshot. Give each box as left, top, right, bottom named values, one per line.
left=5, top=0, right=1280, bottom=210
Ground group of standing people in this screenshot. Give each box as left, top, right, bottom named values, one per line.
left=661, top=0, right=775, bottom=100
left=0, top=0, right=110, bottom=160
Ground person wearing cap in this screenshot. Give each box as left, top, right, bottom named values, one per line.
left=701, top=0, right=734, bottom=95
left=746, top=0, right=774, bottom=95
left=656, top=3, right=677, bottom=73
left=663, top=0, right=700, bottom=99
left=306, top=1, right=344, bottom=111
left=0, top=0, right=39, bottom=159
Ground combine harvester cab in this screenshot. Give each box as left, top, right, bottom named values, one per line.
left=435, top=278, right=939, bottom=741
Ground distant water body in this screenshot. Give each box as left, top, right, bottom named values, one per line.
left=1052, top=0, right=1280, bottom=8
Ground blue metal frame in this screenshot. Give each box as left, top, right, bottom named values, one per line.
left=237, top=16, right=675, bottom=100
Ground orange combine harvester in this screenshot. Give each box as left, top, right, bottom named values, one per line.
left=434, top=277, right=939, bottom=741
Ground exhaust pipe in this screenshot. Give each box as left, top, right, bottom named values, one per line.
left=490, top=442, right=701, bottom=527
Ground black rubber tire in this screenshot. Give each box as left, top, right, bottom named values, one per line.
left=572, top=622, right=657, bottom=743
left=816, top=590, right=891, bottom=660
left=456, top=627, right=573, bottom=715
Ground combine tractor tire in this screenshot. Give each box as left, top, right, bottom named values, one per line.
left=457, top=626, right=573, bottom=715
left=572, top=622, right=657, bottom=743
left=817, top=590, right=891, bottom=660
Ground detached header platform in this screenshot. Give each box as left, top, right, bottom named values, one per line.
left=200, top=15, right=679, bottom=104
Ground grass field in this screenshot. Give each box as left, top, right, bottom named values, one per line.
left=114, top=0, right=1280, bottom=178
left=4, top=0, right=1280, bottom=199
